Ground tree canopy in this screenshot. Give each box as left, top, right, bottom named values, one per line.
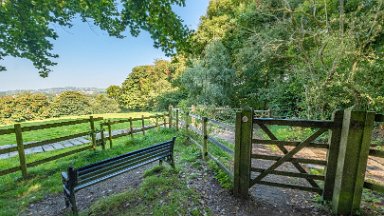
left=0, top=0, right=190, bottom=77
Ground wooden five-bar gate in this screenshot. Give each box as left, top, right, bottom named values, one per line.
left=232, top=108, right=382, bottom=215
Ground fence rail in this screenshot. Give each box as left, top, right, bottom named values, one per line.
left=170, top=107, right=234, bottom=181
left=0, top=113, right=169, bottom=178
left=363, top=117, right=384, bottom=193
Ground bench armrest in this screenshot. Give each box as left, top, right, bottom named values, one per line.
left=61, top=172, right=69, bottom=182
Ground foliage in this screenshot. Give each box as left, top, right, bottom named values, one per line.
left=106, top=85, right=122, bottom=101
left=174, top=0, right=384, bottom=119
left=48, top=91, right=92, bottom=117
left=0, top=91, right=122, bottom=124
left=0, top=93, right=50, bottom=123
left=91, top=94, right=120, bottom=114
left=117, top=60, right=179, bottom=110
left=179, top=40, right=235, bottom=106
left=0, top=0, right=191, bottom=76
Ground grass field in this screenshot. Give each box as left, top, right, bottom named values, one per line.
left=0, top=112, right=160, bottom=146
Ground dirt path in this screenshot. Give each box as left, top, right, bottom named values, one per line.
left=21, top=164, right=153, bottom=216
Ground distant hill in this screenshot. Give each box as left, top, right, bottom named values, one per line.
left=0, top=87, right=106, bottom=96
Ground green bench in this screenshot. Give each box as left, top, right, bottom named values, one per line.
left=61, top=137, right=176, bottom=215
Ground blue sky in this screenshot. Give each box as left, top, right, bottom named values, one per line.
left=0, top=0, right=209, bottom=91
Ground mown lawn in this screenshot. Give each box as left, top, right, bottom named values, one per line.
left=0, top=128, right=177, bottom=216
left=0, top=112, right=161, bottom=146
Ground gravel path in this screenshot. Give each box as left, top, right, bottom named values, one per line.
left=21, top=164, right=154, bottom=216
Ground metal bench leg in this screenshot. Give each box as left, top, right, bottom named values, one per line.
left=70, top=192, right=78, bottom=215
left=159, top=159, right=163, bottom=166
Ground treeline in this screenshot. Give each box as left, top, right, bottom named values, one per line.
left=109, top=0, right=384, bottom=119
left=0, top=91, right=120, bottom=124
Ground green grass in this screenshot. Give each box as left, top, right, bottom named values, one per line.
left=85, top=166, right=208, bottom=216
left=0, top=112, right=157, bottom=146
left=0, top=128, right=176, bottom=216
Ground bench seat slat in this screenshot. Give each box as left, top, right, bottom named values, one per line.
left=78, top=147, right=171, bottom=180
left=77, top=149, right=171, bottom=184
left=78, top=143, right=172, bottom=175
left=78, top=141, right=172, bottom=172
left=75, top=155, right=166, bottom=192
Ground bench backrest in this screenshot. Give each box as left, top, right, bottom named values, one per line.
left=66, top=137, right=176, bottom=191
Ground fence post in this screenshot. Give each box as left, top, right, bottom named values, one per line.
left=163, top=114, right=166, bottom=128
left=129, top=117, right=134, bottom=139
left=141, top=115, right=145, bottom=136
left=176, top=109, right=179, bottom=131
left=185, top=111, right=190, bottom=133
left=332, top=110, right=375, bottom=214
left=267, top=109, right=272, bottom=118
left=169, top=106, right=173, bottom=128
left=233, top=108, right=253, bottom=198
left=156, top=115, right=159, bottom=131
left=89, top=116, right=96, bottom=150
left=191, top=105, right=196, bottom=126
left=107, top=120, right=112, bottom=148
left=100, top=123, right=106, bottom=150
left=15, top=124, right=28, bottom=178
left=202, top=117, right=208, bottom=160
left=323, top=110, right=344, bottom=201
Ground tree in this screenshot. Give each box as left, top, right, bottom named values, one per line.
left=106, top=85, right=122, bottom=100
left=0, top=0, right=191, bottom=77
left=49, top=91, right=92, bottom=117
left=91, top=94, right=120, bottom=114
left=120, top=60, right=176, bottom=110
left=0, top=93, right=49, bottom=123
left=180, top=40, right=235, bottom=106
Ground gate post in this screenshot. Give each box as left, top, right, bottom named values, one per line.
left=233, top=108, right=253, bottom=198
left=323, top=110, right=344, bottom=201
left=332, top=109, right=375, bottom=214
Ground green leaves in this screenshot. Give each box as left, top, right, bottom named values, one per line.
left=0, top=0, right=191, bottom=76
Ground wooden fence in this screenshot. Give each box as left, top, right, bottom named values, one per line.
left=169, top=107, right=240, bottom=180
left=0, top=113, right=169, bottom=178
left=170, top=107, right=384, bottom=215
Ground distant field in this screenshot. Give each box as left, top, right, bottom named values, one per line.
left=0, top=112, right=163, bottom=146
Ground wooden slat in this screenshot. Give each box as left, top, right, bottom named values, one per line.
left=27, top=145, right=92, bottom=168
left=0, top=146, right=18, bottom=154
left=0, top=166, right=21, bottom=176
left=188, top=136, right=203, bottom=149
left=207, top=136, right=234, bottom=155
left=375, top=114, right=384, bottom=122
left=256, top=123, right=321, bottom=189
left=0, top=128, right=15, bottom=135
left=78, top=149, right=170, bottom=184
left=253, top=180, right=322, bottom=194
left=252, top=139, right=329, bottom=149
left=22, top=119, right=91, bottom=132
left=364, top=181, right=384, bottom=193
left=251, top=154, right=327, bottom=165
left=75, top=155, right=165, bottom=192
left=207, top=153, right=233, bottom=179
left=253, top=118, right=334, bottom=128
left=369, top=149, right=384, bottom=158
left=251, top=168, right=325, bottom=181
left=23, top=132, right=90, bottom=149
left=206, top=117, right=235, bottom=131
left=189, top=113, right=203, bottom=121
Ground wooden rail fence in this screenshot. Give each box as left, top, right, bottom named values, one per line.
left=170, top=106, right=384, bottom=215
left=0, top=113, right=170, bottom=178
